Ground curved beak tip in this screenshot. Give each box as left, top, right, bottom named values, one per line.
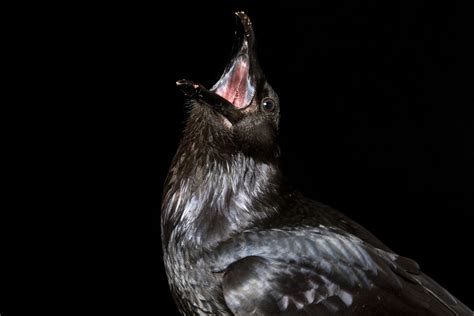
left=234, top=11, right=253, bottom=38
left=176, top=79, right=202, bottom=98
left=176, top=79, right=196, bottom=88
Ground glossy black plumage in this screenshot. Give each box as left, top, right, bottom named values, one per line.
left=161, top=12, right=472, bottom=315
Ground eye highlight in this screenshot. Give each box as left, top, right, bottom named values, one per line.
left=261, top=98, right=276, bottom=112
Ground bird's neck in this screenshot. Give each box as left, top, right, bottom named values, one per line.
left=162, top=119, right=281, bottom=253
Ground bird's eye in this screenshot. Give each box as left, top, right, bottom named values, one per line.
left=261, top=99, right=276, bottom=112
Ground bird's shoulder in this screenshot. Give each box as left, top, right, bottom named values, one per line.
left=208, top=226, right=389, bottom=314
left=206, top=224, right=471, bottom=315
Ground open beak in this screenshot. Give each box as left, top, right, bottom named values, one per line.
left=210, top=11, right=260, bottom=109
left=176, top=12, right=261, bottom=124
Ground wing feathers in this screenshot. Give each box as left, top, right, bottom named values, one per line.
left=214, top=228, right=472, bottom=315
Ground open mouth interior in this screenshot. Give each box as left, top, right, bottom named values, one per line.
left=211, top=55, right=255, bottom=109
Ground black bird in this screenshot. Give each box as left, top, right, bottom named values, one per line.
left=162, top=12, right=472, bottom=315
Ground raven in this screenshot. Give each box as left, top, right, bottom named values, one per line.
left=161, top=12, right=472, bottom=315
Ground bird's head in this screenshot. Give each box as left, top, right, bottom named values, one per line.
left=177, top=12, right=280, bottom=161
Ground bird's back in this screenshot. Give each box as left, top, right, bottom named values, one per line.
left=262, top=192, right=393, bottom=251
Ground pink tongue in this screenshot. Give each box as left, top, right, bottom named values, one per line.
left=215, top=60, right=249, bottom=109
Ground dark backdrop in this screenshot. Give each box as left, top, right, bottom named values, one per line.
left=151, top=1, right=472, bottom=313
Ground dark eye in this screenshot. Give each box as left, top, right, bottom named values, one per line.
left=261, top=98, right=276, bottom=112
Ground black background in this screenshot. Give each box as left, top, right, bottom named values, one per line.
left=150, top=1, right=472, bottom=314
